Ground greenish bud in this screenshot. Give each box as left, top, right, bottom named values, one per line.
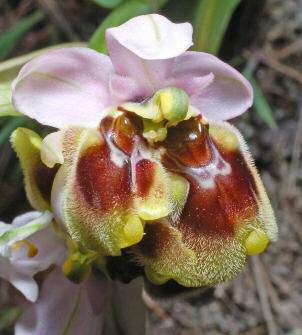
left=157, top=87, right=189, bottom=123
left=62, top=239, right=99, bottom=284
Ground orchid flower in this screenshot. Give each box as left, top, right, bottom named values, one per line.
left=0, top=13, right=277, bottom=334
left=0, top=211, right=106, bottom=335
left=0, top=211, right=55, bottom=302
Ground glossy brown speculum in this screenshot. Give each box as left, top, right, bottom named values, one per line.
left=163, top=116, right=212, bottom=167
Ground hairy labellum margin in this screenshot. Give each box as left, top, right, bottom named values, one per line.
left=39, top=104, right=277, bottom=287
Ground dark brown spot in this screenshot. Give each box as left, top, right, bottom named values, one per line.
left=135, top=159, right=155, bottom=197
left=145, top=279, right=214, bottom=299
left=100, top=114, right=143, bottom=155
left=138, top=222, right=173, bottom=259
left=178, top=153, right=257, bottom=238
left=34, top=162, right=58, bottom=202
left=76, top=142, right=132, bottom=213
left=106, top=250, right=144, bottom=283
left=112, top=114, right=136, bottom=154
left=99, top=116, right=113, bottom=135
left=164, top=116, right=212, bottom=167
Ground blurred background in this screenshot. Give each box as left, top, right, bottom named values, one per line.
left=0, top=0, right=301, bottom=334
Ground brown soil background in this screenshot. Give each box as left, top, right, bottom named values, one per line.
left=0, top=1, right=301, bottom=334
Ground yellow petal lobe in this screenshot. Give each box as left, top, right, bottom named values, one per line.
left=118, top=215, right=144, bottom=249
left=245, top=229, right=269, bottom=255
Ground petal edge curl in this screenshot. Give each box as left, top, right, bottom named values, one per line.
left=106, top=14, right=193, bottom=60
left=170, top=51, right=253, bottom=120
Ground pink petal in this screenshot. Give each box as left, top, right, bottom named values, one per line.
left=0, top=221, right=11, bottom=235
left=106, top=14, right=192, bottom=98
left=106, top=14, right=193, bottom=60
left=109, top=74, right=144, bottom=103
left=108, top=42, right=175, bottom=99
left=170, top=51, right=253, bottom=120
left=0, top=257, right=38, bottom=302
left=0, top=211, right=65, bottom=302
left=166, top=72, right=214, bottom=96
left=12, top=211, right=43, bottom=228
left=0, top=211, right=58, bottom=302
left=107, top=279, right=146, bottom=335
left=10, top=211, right=66, bottom=277
left=15, top=267, right=107, bottom=335
left=12, top=48, right=114, bottom=129
left=11, top=225, right=66, bottom=277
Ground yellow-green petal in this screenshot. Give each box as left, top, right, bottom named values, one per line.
left=11, top=128, right=57, bottom=211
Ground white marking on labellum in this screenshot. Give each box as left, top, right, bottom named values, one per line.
left=187, top=145, right=231, bottom=189
left=103, top=129, right=128, bottom=168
